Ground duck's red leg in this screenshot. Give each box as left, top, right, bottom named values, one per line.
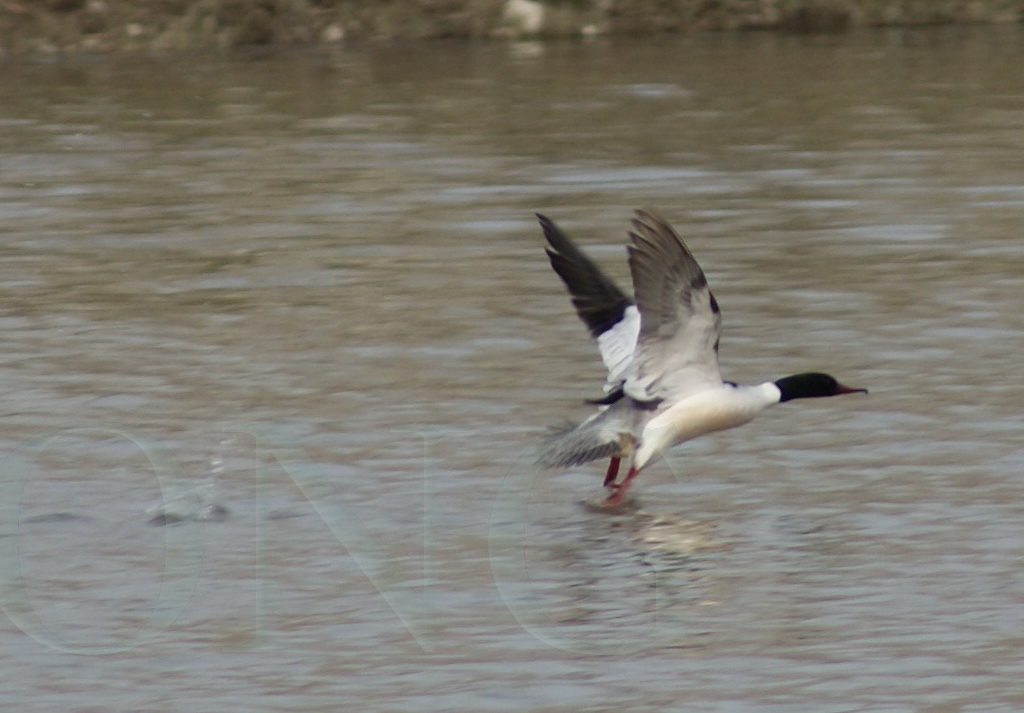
left=602, top=456, right=621, bottom=488
left=605, top=466, right=640, bottom=505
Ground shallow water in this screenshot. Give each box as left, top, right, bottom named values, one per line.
left=2, top=27, right=1024, bottom=711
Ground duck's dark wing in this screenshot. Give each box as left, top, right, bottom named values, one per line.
left=538, top=214, right=640, bottom=392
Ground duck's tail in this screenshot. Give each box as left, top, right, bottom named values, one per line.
left=534, top=404, right=639, bottom=469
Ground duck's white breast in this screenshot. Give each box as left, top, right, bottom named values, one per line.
left=634, top=382, right=781, bottom=469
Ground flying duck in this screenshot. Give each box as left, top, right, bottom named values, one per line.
left=535, top=210, right=866, bottom=506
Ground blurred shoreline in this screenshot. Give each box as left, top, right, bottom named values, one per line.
left=1, top=0, right=1021, bottom=57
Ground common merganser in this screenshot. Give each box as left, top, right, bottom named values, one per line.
left=536, top=210, right=866, bottom=505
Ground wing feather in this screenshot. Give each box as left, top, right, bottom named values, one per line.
left=538, top=214, right=639, bottom=391
left=624, top=210, right=723, bottom=401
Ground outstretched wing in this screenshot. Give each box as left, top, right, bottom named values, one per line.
left=538, top=214, right=640, bottom=392
left=624, top=210, right=723, bottom=402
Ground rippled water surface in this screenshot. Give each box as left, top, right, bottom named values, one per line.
left=2, top=27, right=1024, bottom=711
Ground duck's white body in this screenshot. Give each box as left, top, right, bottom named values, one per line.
left=535, top=211, right=866, bottom=504
left=634, top=382, right=782, bottom=471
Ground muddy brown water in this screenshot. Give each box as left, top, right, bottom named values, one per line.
left=2, top=27, right=1024, bottom=711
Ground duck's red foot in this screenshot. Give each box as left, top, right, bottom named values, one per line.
left=604, top=486, right=627, bottom=506
left=582, top=491, right=638, bottom=513
left=581, top=465, right=641, bottom=513
left=602, top=456, right=621, bottom=488
left=609, top=467, right=639, bottom=502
